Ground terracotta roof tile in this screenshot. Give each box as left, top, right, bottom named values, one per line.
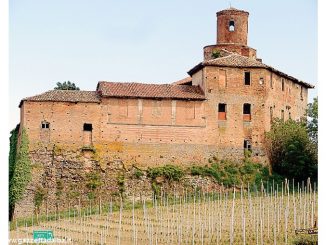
left=97, top=82, right=205, bottom=100
left=172, top=77, right=192, bottom=85
left=20, top=90, right=100, bottom=107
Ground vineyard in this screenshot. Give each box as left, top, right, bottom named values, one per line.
left=10, top=179, right=317, bottom=244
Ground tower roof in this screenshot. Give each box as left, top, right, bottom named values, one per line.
left=216, top=7, right=249, bottom=16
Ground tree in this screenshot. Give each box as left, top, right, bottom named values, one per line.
left=265, top=119, right=317, bottom=181
left=54, top=81, right=80, bottom=90
left=307, top=97, right=318, bottom=143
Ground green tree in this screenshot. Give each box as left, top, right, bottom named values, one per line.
left=265, top=119, right=317, bottom=181
left=54, top=81, right=80, bottom=90
left=9, top=128, right=32, bottom=220
left=307, top=97, right=318, bottom=143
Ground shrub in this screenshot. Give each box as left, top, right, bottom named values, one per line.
left=134, top=169, right=143, bottom=179
left=211, top=50, right=221, bottom=59
left=34, top=186, right=47, bottom=212
left=147, top=164, right=184, bottom=181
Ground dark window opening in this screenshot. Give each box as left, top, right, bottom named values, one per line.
left=270, top=107, right=273, bottom=123
left=244, top=72, right=251, bottom=85
left=243, top=103, right=251, bottom=121
left=229, top=20, right=235, bottom=32
left=244, top=140, right=252, bottom=152
left=41, top=122, right=50, bottom=129
left=289, top=112, right=292, bottom=120
left=83, top=123, right=93, bottom=131
left=218, top=103, right=227, bottom=120
left=281, top=79, right=285, bottom=91
left=270, top=73, right=273, bottom=88
left=218, top=103, right=226, bottom=112
left=281, top=110, right=284, bottom=121
left=243, top=103, right=251, bottom=114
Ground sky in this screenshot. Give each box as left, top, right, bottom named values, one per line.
left=9, top=0, right=317, bottom=128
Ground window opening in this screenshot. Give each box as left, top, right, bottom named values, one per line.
left=229, top=20, right=235, bottom=31
left=41, top=122, right=50, bottom=129
left=218, top=103, right=227, bottom=120
left=270, top=107, right=273, bottom=123
left=244, top=139, right=252, bottom=152
left=244, top=72, right=251, bottom=85
left=243, top=103, right=251, bottom=121
left=282, top=79, right=285, bottom=91
left=83, top=123, right=92, bottom=131
left=281, top=110, right=284, bottom=121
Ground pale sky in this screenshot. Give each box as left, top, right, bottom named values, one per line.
left=9, top=0, right=317, bottom=128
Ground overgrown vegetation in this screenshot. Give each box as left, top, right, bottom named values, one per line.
left=211, top=49, right=221, bottom=59
left=34, top=186, right=47, bottom=214
left=265, top=119, right=317, bottom=182
left=147, top=164, right=184, bottom=181
left=117, top=173, right=125, bottom=195
left=292, top=235, right=318, bottom=245
left=9, top=127, right=32, bottom=221
left=189, top=159, right=279, bottom=188
left=85, top=171, right=102, bottom=200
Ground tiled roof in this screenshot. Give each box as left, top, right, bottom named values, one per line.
left=172, top=77, right=192, bottom=85
left=205, top=53, right=267, bottom=68
left=97, top=81, right=205, bottom=100
left=188, top=53, right=314, bottom=88
left=20, top=90, right=100, bottom=107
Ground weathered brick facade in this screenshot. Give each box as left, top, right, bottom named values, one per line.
left=15, top=7, right=313, bottom=217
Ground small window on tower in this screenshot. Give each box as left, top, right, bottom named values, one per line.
left=229, top=20, right=235, bottom=32
left=281, top=79, right=285, bottom=91
left=244, top=72, right=251, bottom=85
left=41, top=122, right=50, bottom=129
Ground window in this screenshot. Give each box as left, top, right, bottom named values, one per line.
left=270, top=73, right=273, bottom=88
left=244, top=72, right=251, bottom=85
left=218, top=103, right=227, bottom=120
left=281, top=110, right=284, bottom=121
left=83, top=123, right=92, bottom=131
left=41, top=122, right=50, bottom=129
left=281, top=79, right=285, bottom=91
left=229, top=20, right=235, bottom=32
left=243, top=103, right=251, bottom=121
left=270, top=107, right=273, bottom=123
left=259, top=77, right=264, bottom=85
left=244, top=139, right=252, bottom=152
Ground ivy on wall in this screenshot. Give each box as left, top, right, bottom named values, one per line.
left=9, top=127, right=32, bottom=219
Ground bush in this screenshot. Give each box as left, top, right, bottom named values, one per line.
left=292, top=235, right=318, bottom=245
left=189, top=159, right=277, bottom=188
left=133, top=169, right=143, bottom=179
left=147, top=164, right=184, bottom=181
left=34, top=186, right=47, bottom=212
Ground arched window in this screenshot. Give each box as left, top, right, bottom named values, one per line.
left=229, top=20, right=235, bottom=32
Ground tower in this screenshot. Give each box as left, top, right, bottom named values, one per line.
left=216, top=8, right=249, bottom=45
left=203, top=7, right=258, bottom=60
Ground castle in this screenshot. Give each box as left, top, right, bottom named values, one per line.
left=20, top=7, right=313, bottom=166
left=16, top=7, right=313, bottom=216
